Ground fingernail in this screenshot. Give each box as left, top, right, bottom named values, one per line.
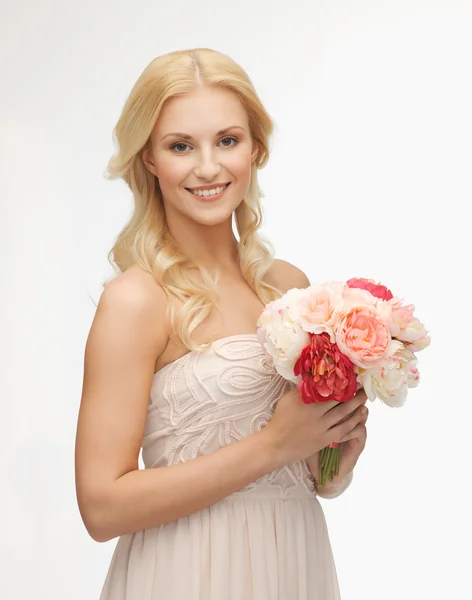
left=361, top=407, right=367, bottom=415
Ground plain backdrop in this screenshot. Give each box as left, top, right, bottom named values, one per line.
left=1, top=1, right=471, bottom=598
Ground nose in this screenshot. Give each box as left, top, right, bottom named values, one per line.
left=193, top=148, right=222, bottom=181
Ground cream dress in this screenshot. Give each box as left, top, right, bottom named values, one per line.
left=100, top=334, right=352, bottom=600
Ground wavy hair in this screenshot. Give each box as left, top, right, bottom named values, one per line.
left=106, top=48, right=281, bottom=351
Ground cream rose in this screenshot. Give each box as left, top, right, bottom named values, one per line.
left=293, top=281, right=346, bottom=342
left=257, top=293, right=310, bottom=382
left=357, top=343, right=420, bottom=407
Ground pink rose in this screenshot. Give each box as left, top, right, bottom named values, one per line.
left=387, top=299, right=431, bottom=351
left=387, top=299, right=415, bottom=336
left=347, top=277, right=394, bottom=301
left=336, top=306, right=391, bottom=368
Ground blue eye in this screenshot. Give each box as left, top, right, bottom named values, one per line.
left=171, top=142, right=191, bottom=153
left=219, top=137, right=238, bottom=147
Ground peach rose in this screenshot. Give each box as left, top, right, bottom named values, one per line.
left=336, top=306, right=391, bottom=369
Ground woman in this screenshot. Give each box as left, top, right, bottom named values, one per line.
left=75, top=48, right=369, bottom=600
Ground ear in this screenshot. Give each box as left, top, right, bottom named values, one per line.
left=250, top=140, right=259, bottom=163
left=141, top=144, right=158, bottom=176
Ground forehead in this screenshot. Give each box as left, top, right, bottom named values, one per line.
left=153, top=87, right=249, bottom=137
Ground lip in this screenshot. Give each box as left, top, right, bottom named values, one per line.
left=185, top=183, right=230, bottom=202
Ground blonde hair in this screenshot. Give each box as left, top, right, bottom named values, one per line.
left=106, top=48, right=281, bottom=351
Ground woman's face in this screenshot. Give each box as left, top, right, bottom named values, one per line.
left=143, top=86, right=258, bottom=227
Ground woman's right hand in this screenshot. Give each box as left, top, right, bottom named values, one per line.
left=264, top=386, right=368, bottom=467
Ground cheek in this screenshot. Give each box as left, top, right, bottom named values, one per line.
left=154, top=154, right=187, bottom=185
left=227, top=149, right=253, bottom=181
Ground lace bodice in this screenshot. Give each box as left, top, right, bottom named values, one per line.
left=142, top=334, right=317, bottom=499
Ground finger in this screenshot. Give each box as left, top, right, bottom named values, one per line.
left=338, top=423, right=367, bottom=444
left=355, top=389, right=368, bottom=403
left=339, top=404, right=369, bottom=426
left=328, top=405, right=366, bottom=442
left=317, top=399, right=343, bottom=415
left=323, top=394, right=367, bottom=428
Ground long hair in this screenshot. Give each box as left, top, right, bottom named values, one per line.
left=106, top=48, right=281, bottom=351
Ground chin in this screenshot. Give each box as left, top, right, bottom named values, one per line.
left=192, top=210, right=235, bottom=227
left=188, top=199, right=242, bottom=227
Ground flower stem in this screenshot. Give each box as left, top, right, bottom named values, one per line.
left=319, top=446, right=340, bottom=487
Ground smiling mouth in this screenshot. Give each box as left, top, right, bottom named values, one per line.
left=185, top=183, right=231, bottom=198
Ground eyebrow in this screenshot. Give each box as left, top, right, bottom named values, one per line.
left=160, top=126, right=247, bottom=142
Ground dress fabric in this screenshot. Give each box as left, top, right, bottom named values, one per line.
left=100, top=334, right=346, bottom=600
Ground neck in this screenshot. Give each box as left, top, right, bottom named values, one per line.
left=166, top=216, right=241, bottom=271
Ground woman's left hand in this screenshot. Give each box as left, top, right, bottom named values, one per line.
left=334, top=405, right=368, bottom=479
left=307, top=398, right=369, bottom=485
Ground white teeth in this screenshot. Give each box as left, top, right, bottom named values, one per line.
left=189, top=185, right=227, bottom=197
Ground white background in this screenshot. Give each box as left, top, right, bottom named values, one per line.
left=2, top=1, right=471, bottom=598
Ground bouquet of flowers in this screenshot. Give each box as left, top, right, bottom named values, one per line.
left=256, top=277, right=430, bottom=487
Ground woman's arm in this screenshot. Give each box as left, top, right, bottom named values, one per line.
left=74, top=267, right=282, bottom=543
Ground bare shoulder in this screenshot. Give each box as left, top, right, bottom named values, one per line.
left=89, top=263, right=170, bottom=375
left=99, top=264, right=167, bottom=319
left=266, top=258, right=311, bottom=294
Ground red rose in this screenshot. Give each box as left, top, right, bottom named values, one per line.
left=294, top=333, right=358, bottom=404
left=347, top=277, right=393, bottom=301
